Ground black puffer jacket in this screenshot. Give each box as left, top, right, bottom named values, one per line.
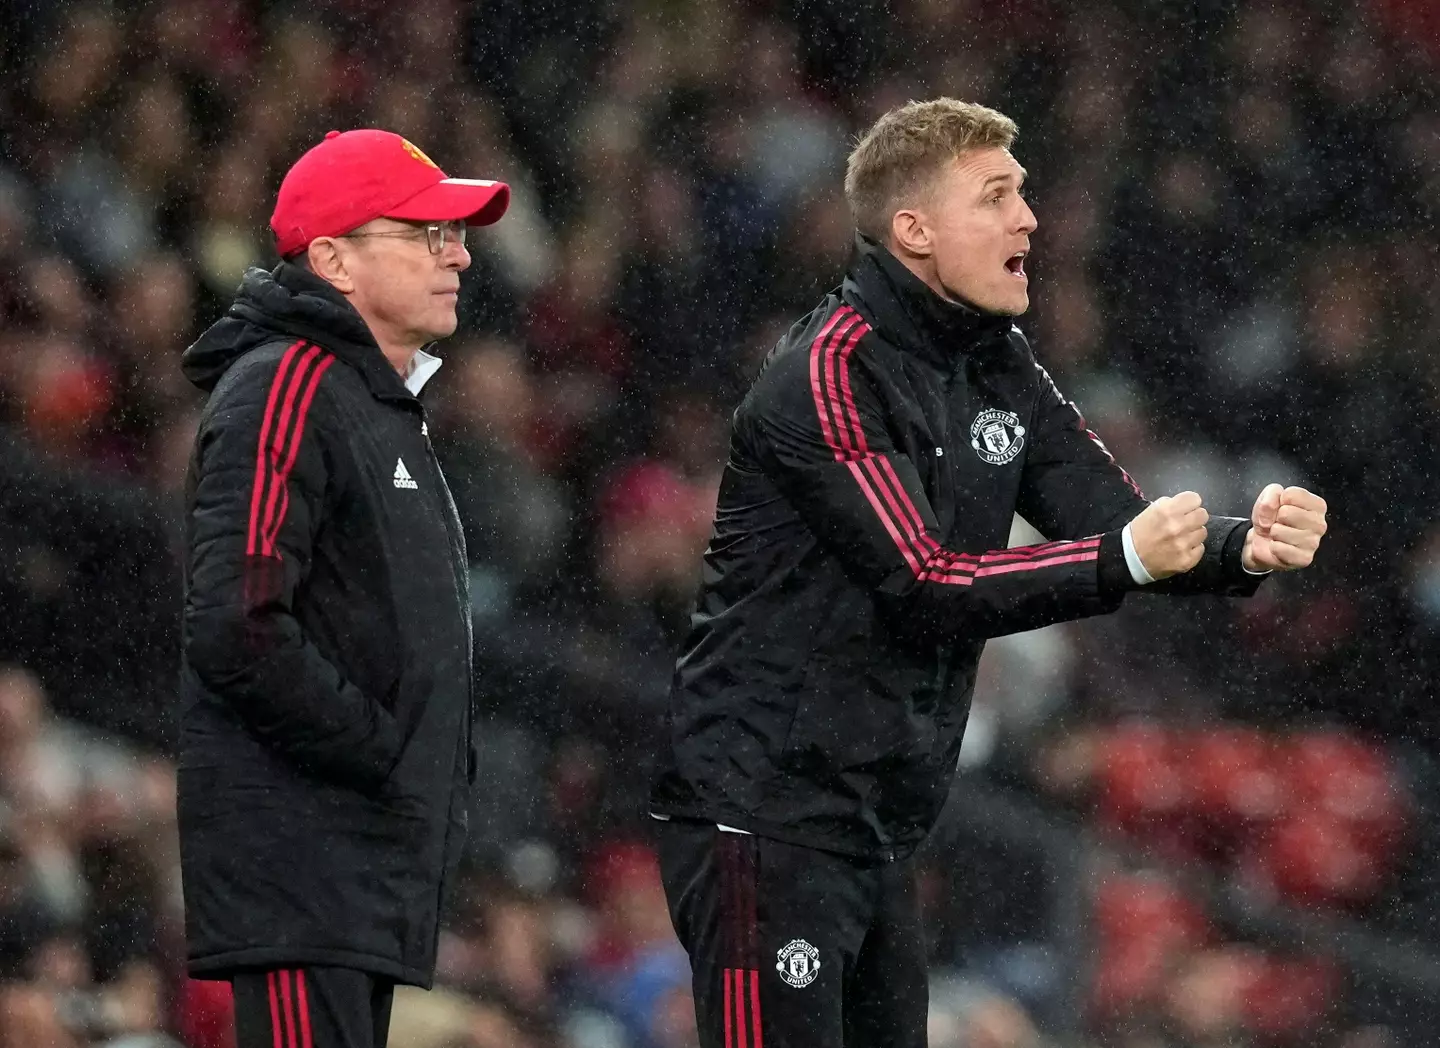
left=177, top=262, right=473, bottom=987
left=650, top=236, right=1264, bottom=861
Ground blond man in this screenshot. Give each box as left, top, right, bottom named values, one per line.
left=649, top=99, right=1327, bottom=1047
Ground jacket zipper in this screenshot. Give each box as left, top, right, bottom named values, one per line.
left=418, top=407, right=474, bottom=971
left=418, top=408, right=474, bottom=773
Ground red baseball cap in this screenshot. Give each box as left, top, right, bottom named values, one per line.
left=270, top=129, right=511, bottom=258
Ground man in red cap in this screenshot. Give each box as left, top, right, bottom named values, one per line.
left=176, top=130, right=509, bottom=1048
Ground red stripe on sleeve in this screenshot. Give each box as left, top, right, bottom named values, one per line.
left=859, top=458, right=932, bottom=568
left=247, top=341, right=306, bottom=556
left=260, top=353, right=336, bottom=557
left=974, top=537, right=1101, bottom=565
left=811, top=307, right=958, bottom=580
left=809, top=309, right=863, bottom=460
left=256, top=345, right=322, bottom=557
left=924, top=538, right=1101, bottom=583
left=828, top=319, right=980, bottom=583
left=932, top=536, right=1102, bottom=571
left=973, top=550, right=1098, bottom=576
left=823, top=309, right=867, bottom=459
left=875, top=457, right=941, bottom=555
left=845, top=461, right=925, bottom=575
left=832, top=311, right=869, bottom=456
left=1087, top=428, right=1143, bottom=496
left=809, top=308, right=1103, bottom=589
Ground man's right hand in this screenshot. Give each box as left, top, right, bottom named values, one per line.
left=1128, top=492, right=1209, bottom=579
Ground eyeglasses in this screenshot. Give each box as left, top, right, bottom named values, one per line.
left=340, top=220, right=468, bottom=255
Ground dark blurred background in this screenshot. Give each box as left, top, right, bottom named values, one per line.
left=1, top=0, right=1438, bottom=1046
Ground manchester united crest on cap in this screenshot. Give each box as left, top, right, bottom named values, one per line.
left=401, top=139, right=439, bottom=168
left=776, top=939, right=820, bottom=988
left=970, top=409, right=1026, bottom=465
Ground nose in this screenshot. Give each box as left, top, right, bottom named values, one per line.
left=1018, top=197, right=1038, bottom=236
left=443, top=239, right=471, bottom=273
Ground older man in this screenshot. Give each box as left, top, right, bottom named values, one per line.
left=177, top=129, right=508, bottom=1048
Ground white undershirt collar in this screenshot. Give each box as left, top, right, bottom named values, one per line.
left=404, top=348, right=443, bottom=396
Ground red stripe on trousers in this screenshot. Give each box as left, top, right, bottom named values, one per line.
left=280, top=970, right=297, bottom=1048
left=261, top=353, right=335, bottom=556
left=246, top=341, right=306, bottom=556
left=296, top=970, right=313, bottom=1048
left=256, top=345, right=322, bottom=557
left=735, top=968, right=749, bottom=1048
left=750, top=969, right=763, bottom=1048
left=267, top=972, right=283, bottom=1048
left=724, top=969, right=733, bottom=1048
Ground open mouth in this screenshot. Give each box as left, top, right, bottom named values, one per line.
left=1005, top=251, right=1028, bottom=278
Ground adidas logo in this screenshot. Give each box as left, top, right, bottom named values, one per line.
left=393, top=457, right=418, bottom=490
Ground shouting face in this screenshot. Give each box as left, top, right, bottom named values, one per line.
left=892, top=147, right=1037, bottom=316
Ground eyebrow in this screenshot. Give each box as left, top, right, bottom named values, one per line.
left=983, top=168, right=1028, bottom=188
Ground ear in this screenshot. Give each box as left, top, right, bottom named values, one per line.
left=889, top=208, right=933, bottom=260
left=306, top=238, right=356, bottom=294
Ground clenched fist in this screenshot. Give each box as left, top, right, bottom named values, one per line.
left=1243, top=483, right=1327, bottom=571
left=1129, top=491, right=1209, bottom=580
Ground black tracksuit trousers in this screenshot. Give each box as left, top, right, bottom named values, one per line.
left=230, top=967, right=394, bottom=1048
left=657, top=818, right=928, bottom=1048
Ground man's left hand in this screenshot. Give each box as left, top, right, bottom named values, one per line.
left=1242, top=483, right=1328, bottom=572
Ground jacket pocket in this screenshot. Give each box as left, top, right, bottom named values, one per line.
left=776, top=655, right=819, bottom=763
left=387, top=658, right=433, bottom=742
left=779, top=658, right=928, bottom=777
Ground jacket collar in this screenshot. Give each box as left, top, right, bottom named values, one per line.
left=842, top=234, right=1014, bottom=370
left=263, top=262, right=431, bottom=403
left=183, top=261, right=437, bottom=403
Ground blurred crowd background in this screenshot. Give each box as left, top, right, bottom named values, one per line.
left=2, top=0, right=1439, bottom=1045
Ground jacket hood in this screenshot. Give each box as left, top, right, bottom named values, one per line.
left=182, top=262, right=405, bottom=397
left=844, top=234, right=1014, bottom=368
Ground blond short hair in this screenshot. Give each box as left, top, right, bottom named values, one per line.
left=844, top=98, right=1019, bottom=241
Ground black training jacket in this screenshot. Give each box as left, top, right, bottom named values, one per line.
left=650, top=236, right=1264, bottom=861
left=177, top=262, right=474, bottom=986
